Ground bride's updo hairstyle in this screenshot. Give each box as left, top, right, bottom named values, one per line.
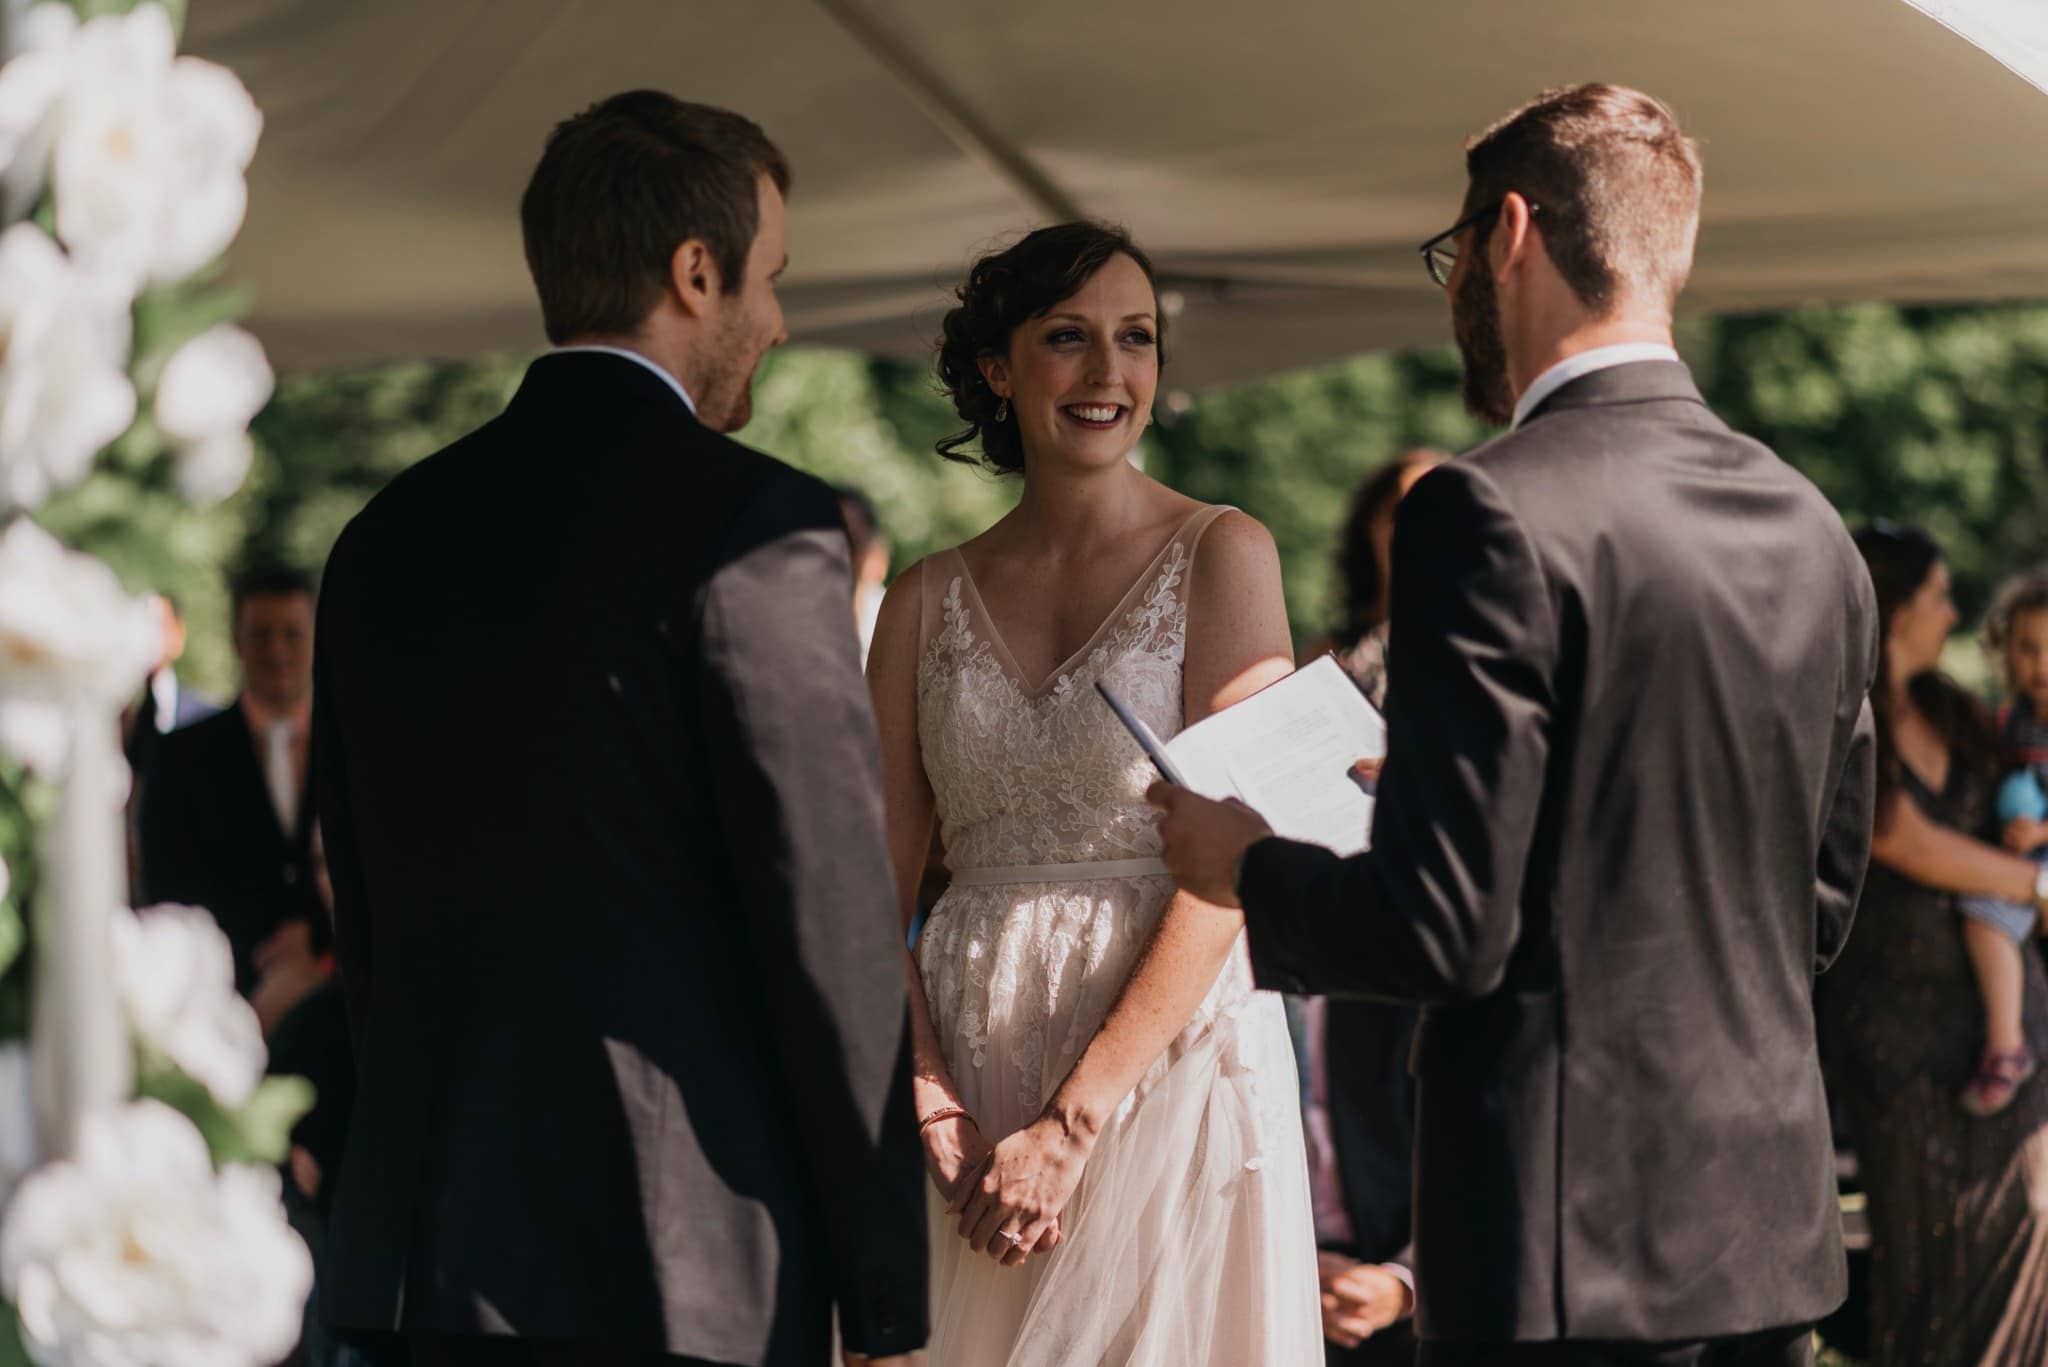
left=936, top=222, right=1164, bottom=475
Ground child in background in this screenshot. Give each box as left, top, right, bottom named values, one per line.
left=1960, top=571, right=2048, bottom=1115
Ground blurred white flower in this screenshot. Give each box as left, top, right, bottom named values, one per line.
left=0, top=222, right=134, bottom=511
left=112, top=905, right=264, bottom=1108
left=0, top=1099, right=311, bottom=1367
left=0, top=4, right=84, bottom=221
left=0, top=518, right=157, bottom=773
left=0, top=3, right=262, bottom=288
left=0, top=1042, right=34, bottom=1211
left=154, top=324, right=271, bottom=503
left=0, top=700, right=65, bottom=774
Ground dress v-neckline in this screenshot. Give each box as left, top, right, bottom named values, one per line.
left=1900, top=754, right=1954, bottom=804
left=951, top=506, right=1214, bottom=698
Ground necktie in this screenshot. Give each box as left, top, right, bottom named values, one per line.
left=263, top=719, right=298, bottom=834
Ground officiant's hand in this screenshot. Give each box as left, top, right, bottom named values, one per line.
left=952, top=1115, right=1088, bottom=1266
left=1146, top=782, right=1273, bottom=909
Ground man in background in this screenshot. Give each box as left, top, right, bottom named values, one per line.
left=140, top=565, right=326, bottom=1016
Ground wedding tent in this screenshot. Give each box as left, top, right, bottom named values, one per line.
left=178, top=0, right=2048, bottom=391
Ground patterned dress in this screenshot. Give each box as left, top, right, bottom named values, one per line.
left=912, top=505, right=1320, bottom=1365
left=1818, top=761, right=2048, bottom=1364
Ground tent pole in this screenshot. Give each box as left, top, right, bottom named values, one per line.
left=809, top=0, right=1087, bottom=223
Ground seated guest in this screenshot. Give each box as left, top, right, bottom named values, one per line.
left=139, top=565, right=325, bottom=1001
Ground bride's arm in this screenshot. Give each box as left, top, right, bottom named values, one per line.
left=955, top=511, right=1294, bottom=1263
left=867, top=565, right=994, bottom=1204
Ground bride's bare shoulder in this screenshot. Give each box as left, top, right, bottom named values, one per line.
left=1192, top=505, right=1277, bottom=562
left=1187, top=507, right=1283, bottom=606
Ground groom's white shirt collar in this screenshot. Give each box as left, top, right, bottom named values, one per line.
left=1510, top=342, right=1681, bottom=429
left=550, top=344, right=698, bottom=417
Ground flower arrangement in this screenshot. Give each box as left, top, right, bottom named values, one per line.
left=0, top=3, right=313, bottom=1364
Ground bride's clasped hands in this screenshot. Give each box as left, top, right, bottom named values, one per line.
left=946, top=1111, right=1093, bottom=1268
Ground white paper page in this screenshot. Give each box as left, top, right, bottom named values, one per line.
left=1164, top=655, right=1385, bottom=856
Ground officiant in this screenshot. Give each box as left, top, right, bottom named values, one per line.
left=1150, top=83, right=1878, bottom=1367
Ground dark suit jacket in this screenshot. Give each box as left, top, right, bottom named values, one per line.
left=312, top=352, right=925, bottom=1364
left=138, top=700, right=321, bottom=993
left=126, top=671, right=220, bottom=782
left=1242, top=361, right=1879, bottom=1345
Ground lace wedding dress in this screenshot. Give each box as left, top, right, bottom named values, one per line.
left=913, top=505, right=1322, bottom=1365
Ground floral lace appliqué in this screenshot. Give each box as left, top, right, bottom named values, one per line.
left=912, top=518, right=1261, bottom=1120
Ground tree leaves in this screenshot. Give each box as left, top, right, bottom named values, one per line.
left=0, top=1306, right=30, bottom=1367
left=136, top=301, right=2048, bottom=679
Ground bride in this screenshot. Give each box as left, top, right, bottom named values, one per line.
left=864, top=222, right=1322, bottom=1364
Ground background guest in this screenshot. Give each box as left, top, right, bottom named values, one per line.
left=139, top=565, right=326, bottom=1009
left=125, top=592, right=221, bottom=900
left=269, top=825, right=371, bottom=1367
left=1296, top=450, right=1443, bottom=1364
left=1316, top=448, right=1445, bottom=707
left=1954, top=568, right=2048, bottom=1113
left=1301, top=990, right=1417, bottom=1364
left=125, top=592, right=220, bottom=778
left=837, top=483, right=892, bottom=666
left=1817, top=523, right=2048, bottom=1364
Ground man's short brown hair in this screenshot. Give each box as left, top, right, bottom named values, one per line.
left=1464, top=83, right=1702, bottom=319
left=521, top=91, right=791, bottom=345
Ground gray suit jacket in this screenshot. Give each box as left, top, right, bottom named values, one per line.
left=1242, top=360, right=1878, bottom=1345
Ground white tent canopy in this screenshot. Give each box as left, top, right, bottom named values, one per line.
left=182, top=0, right=2048, bottom=391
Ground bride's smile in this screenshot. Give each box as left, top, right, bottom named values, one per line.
left=1060, top=402, right=1125, bottom=429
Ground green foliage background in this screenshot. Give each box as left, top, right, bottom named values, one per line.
left=151, top=300, right=2048, bottom=701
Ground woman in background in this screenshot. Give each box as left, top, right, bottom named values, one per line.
left=1296, top=449, right=1443, bottom=1362
left=1818, top=522, right=2048, bottom=1365
left=1319, top=449, right=1445, bottom=708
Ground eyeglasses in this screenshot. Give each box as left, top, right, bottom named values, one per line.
left=1417, top=199, right=1538, bottom=287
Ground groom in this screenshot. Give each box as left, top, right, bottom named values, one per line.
left=1152, top=85, right=1878, bottom=1366
left=313, top=93, right=926, bottom=1367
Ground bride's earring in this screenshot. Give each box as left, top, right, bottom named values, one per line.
left=994, top=398, right=1009, bottom=424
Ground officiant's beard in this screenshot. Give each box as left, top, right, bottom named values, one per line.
left=1453, top=259, right=1515, bottom=427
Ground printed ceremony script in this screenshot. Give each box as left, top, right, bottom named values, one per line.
left=1100, top=654, right=1387, bottom=856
